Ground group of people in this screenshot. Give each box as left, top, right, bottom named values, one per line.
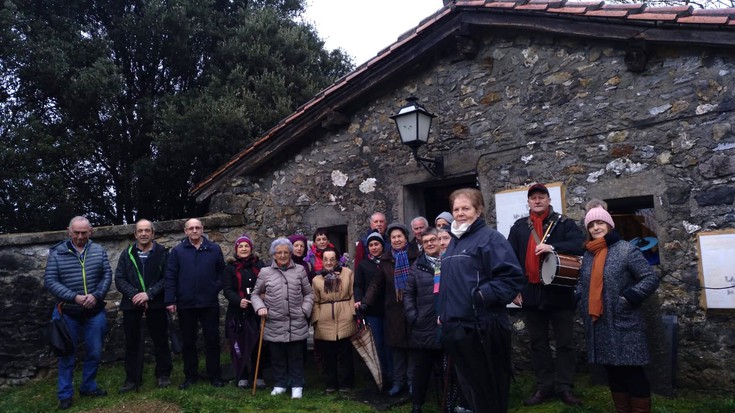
left=43, top=183, right=659, bottom=413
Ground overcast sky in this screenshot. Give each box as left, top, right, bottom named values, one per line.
left=302, top=0, right=445, bottom=66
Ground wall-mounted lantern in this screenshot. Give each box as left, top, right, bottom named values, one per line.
left=390, top=96, right=444, bottom=177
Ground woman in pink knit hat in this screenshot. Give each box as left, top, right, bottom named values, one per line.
left=578, top=205, right=659, bottom=413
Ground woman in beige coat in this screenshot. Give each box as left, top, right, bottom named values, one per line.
left=311, top=247, right=356, bottom=393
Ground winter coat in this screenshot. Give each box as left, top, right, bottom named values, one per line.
left=507, top=207, right=585, bottom=309
left=115, top=242, right=168, bottom=310
left=404, top=253, right=441, bottom=349
left=354, top=256, right=385, bottom=318
left=44, top=240, right=112, bottom=314
left=363, top=246, right=419, bottom=348
left=250, top=260, right=314, bottom=343
left=578, top=237, right=659, bottom=366
left=222, top=256, right=265, bottom=321
left=311, top=266, right=356, bottom=341
left=438, top=219, right=525, bottom=329
left=164, top=237, right=225, bottom=309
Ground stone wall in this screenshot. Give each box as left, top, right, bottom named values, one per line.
left=0, top=214, right=245, bottom=387
left=207, top=30, right=735, bottom=392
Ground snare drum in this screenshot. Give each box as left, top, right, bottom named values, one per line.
left=541, top=252, right=583, bottom=287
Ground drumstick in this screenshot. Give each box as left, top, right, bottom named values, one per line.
left=540, top=215, right=561, bottom=244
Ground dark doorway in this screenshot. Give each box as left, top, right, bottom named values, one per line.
left=605, top=195, right=659, bottom=265
left=404, top=176, right=478, bottom=227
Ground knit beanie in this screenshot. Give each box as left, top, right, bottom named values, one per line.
left=288, top=233, right=308, bottom=247
left=435, top=211, right=454, bottom=227
left=584, top=207, right=615, bottom=229
left=366, top=231, right=384, bottom=246
left=235, top=234, right=254, bottom=252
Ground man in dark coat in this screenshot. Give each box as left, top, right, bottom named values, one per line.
left=165, top=218, right=226, bottom=389
left=115, top=219, right=172, bottom=392
left=507, top=184, right=585, bottom=406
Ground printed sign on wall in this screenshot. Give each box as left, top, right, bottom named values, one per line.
left=697, top=229, right=735, bottom=310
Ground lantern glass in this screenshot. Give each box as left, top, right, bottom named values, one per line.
left=391, top=100, right=436, bottom=148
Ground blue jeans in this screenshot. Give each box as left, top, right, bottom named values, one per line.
left=53, top=307, right=107, bottom=400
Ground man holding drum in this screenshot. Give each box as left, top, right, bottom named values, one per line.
left=507, top=183, right=585, bottom=407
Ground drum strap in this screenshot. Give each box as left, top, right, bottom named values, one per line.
left=528, top=213, right=561, bottom=245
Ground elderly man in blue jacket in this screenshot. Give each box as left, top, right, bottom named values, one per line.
left=165, top=218, right=226, bottom=389
left=44, top=216, right=112, bottom=410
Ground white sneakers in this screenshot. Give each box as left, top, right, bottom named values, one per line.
left=270, top=386, right=286, bottom=396
left=291, top=387, right=303, bottom=399
left=270, top=386, right=302, bottom=398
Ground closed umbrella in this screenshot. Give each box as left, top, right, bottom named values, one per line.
left=226, top=312, right=259, bottom=383
left=350, top=312, right=383, bottom=391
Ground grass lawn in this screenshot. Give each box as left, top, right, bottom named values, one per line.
left=1, top=353, right=732, bottom=413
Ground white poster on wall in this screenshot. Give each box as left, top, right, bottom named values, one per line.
left=494, top=182, right=566, bottom=239
left=697, top=230, right=735, bottom=310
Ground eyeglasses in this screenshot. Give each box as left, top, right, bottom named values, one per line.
left=422, top=237, right=438, bottom=245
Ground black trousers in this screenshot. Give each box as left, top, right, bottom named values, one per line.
left=410, top=348, right=443, bottom=408
left=316, top=338, right=355, bottom=390
left=525, top=308, right=576, bottom=393
left=122, top=308, right=172, bottom=383
left=605, top=365, right=651, bottom=397
left=268, top=340, right=305, bottom=388
left=443, top=321, right=512, bottom=413
left=178, top=306, right=221, bottom=381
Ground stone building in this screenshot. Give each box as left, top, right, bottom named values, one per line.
left=192, top=1, right=735, bottom=392
left=1, top=0, right=734, bottom=393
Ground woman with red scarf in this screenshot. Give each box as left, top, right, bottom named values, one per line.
left=306, top=228, right=335, bottom=274
left=222, top=234, right=265, bottom=389
left=578, top=206, right=659, bottom=413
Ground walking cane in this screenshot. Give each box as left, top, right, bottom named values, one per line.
left=252, top=315, right=266, bottom=396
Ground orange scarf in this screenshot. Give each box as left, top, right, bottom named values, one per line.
left=585, top=237, right=607, bottom=321
left=525, top=209, right=549, bottom=283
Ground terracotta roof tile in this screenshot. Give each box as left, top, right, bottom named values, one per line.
left=644, top=5, right=692, bottom=14
left=599, top=3, right=646, bottom=11
left=584, top=10, right=630, bottom=18
left=553, top=7, right=591, bottom=14
left=456, top=0, right=488, bottom=6
left=627, top=12, right=679, bottom=21
left=515, top=4, right=550, bottom=11
left=485, top=2, right=518, bottom=9
left=677, top=16, right=729, bottom=25
left=692, top=8, right=735, bottom=16
left=527, top=0, right=564, bottom=5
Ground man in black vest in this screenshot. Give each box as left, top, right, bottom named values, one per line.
left=507, top=184, right=585, bottom=407
left=115, top=219, right=173, bottom=392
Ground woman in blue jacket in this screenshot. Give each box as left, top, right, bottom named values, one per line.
left=438, top=188, right=525, bottom=413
